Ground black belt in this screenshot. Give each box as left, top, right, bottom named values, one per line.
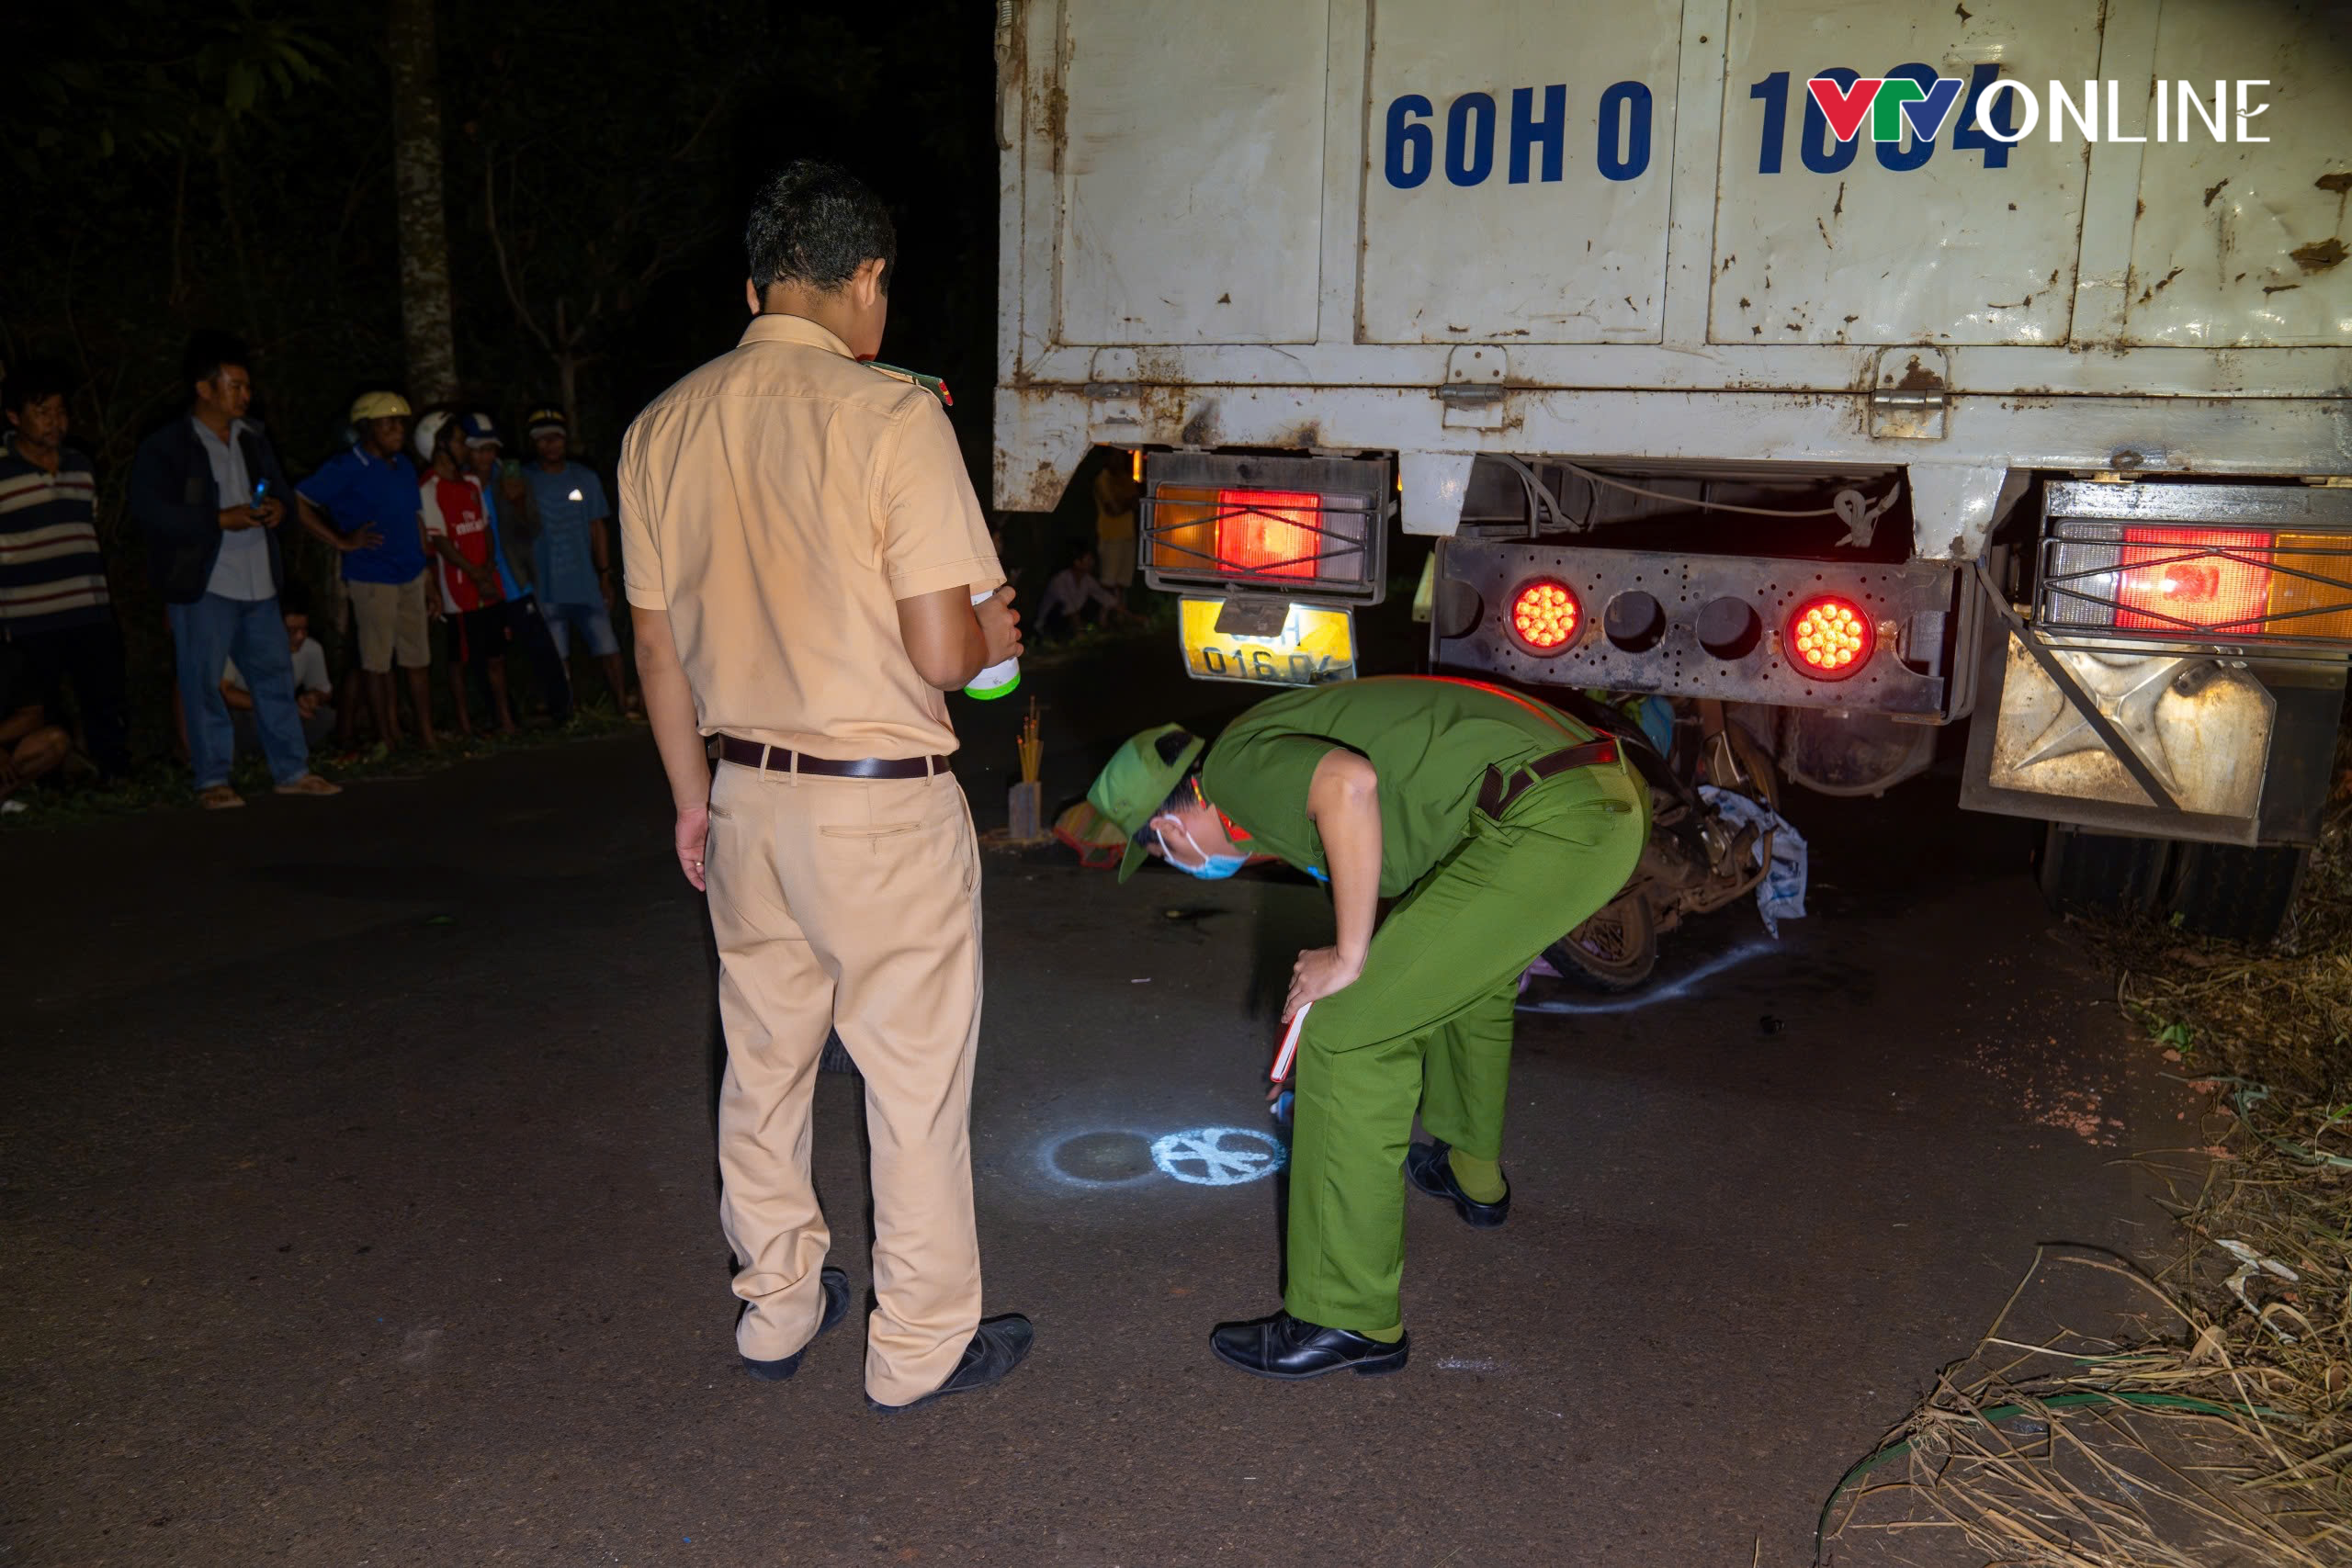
left=1476, top=739, right=1619, bottom=818
left=715, top=736, right=949, bottom=779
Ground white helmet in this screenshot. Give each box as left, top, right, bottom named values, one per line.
left=412, top=410, right=454, bottom=462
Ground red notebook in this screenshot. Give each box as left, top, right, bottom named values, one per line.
left=1271, top=1002, right=1312, bottom=1084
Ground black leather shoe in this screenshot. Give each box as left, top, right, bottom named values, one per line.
left=1406, top=1140, right=1510, bottom=1229
left=868, top=1314, right=1035, bottom=1412
left=1208, top=1310, right=1408, bottom=1381
left=740, top=1265, right=850, bottom=1382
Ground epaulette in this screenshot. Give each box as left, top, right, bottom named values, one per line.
left=865, top=361, right=953, bottom=408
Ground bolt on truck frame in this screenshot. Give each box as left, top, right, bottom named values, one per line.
left=993, top=0, right=2352, bottom=940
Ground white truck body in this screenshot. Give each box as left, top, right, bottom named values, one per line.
left=993, top=0, right=2352, bottom=558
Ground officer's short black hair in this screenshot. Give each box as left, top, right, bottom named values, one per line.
left=745, top=160, right=897, bottom=296
left=3, top=357, right=72, bottom=414
left=182, top=331, right=251, bottom=394
left=1157, top=770, right=1202, bottom=819
left=1129, top=770, right=1204, bottom=853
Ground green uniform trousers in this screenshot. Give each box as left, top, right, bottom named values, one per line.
left=1283, top=755, right=1649, bottom=1335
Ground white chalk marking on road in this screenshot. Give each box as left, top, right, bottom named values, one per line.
left=1436, top=1356, right=1501, bottom=1371
left=1516, top=941, right=1775, bottom=1016
left=1036, top=1128, right=1164, bottom=1190
left=1149, top=1127, right=1287, bottom=1186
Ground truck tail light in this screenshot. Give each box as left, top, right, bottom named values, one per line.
left=2043, top=523, right=2352, bottom=643
left=1787, top=596, right=1872, bottom=679
left=1510, top=579, right=1580, bottom=652
left=2112, top=528, right=2271, bottom=631
left=1144, top=464, right=1382, bottom=597
left=1216, top=489, right=1322, bottom=581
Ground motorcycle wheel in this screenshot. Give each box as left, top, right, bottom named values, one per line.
left=1545, top=892, right=1659, bottom=992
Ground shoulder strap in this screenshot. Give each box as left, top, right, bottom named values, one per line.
left=865, top=361, right=953, bottom=408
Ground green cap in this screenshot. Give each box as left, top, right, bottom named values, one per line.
left=1089, top=724, right=1204, bottom=883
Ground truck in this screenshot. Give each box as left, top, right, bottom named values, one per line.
left=991, top=0, right=2352, bottom=941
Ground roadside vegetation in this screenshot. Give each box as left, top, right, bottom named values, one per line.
left=1823, top=751, right=2352, bottom=1565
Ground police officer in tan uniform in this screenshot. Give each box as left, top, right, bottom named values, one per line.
left=619, top=161, right=1031, bottom=1411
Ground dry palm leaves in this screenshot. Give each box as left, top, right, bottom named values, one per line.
left=1820, top=1122, right=2350, bottom=1565
left=1821, top=779, right=2352, bottom=1565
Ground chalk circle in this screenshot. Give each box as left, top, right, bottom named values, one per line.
left=1150, top=1127, right=1287, bottom=1187
left=1051, top=1131, right=1157, bottom=1185
left=1040, top=1130, right=1160, bottom=1188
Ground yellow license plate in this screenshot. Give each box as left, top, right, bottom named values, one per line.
left=1179, top=597, right=1356, bottom=686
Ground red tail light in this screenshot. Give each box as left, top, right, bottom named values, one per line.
left=1216, top=489, right=1321, bottom=581
left=1510, top=579, right=1580, bottom=652
left=1788, top=596, right=1872, bottom=679
left=2113, top=527, right=2271, bottom=632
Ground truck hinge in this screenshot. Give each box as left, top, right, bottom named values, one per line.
left=1439, top=345, right=1508, bottom=431
left=1869, top=347, right=1949, bottom=441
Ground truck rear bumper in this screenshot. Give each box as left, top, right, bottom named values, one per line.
left=996, top=383, right=2352, bottom=562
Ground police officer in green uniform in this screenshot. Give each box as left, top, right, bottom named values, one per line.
left=1089, top=675, right=1649, bottom=1379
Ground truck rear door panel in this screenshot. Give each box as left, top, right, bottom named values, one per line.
left=1709, top=0, right=2103, bottom=347
left=1055, top=0, right=1328, bottom=344
left=1357, top=0, right=1683, bottom=344
left=2122, top=5, right=2352, bottom=347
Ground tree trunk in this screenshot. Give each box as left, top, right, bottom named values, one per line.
left=388, top=0, right=458, bottom=402
left=554, top=299, right=581, bottom=436
left=558, top=350, right=580, bottom=441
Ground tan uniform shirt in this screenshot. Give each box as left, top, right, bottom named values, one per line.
left=617, top=313, right=1001, bottom=759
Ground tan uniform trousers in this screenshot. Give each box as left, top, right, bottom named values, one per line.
left=704, top=759, right=984, bottom=1405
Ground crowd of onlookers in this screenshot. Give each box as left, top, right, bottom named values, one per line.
left=0, top=333, right=638, bottom=811
left=0, top=333, right=1159, bottom=815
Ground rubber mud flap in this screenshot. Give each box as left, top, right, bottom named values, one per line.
left=2161, top=840, right=2311, bottom=945
left=2038, top=823, right=2169, bottom=918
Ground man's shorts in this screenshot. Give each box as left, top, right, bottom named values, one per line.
left=348, top=573, right=432, bottom=672
left=453, top=603, right=515, bottom=669
left=544, top=600, right=619, bottom=660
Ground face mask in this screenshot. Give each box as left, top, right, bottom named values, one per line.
left=1153, top=816, right=1247, bottom=881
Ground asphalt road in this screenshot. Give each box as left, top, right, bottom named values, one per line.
left=1, top=637, right=2191, bottom=1567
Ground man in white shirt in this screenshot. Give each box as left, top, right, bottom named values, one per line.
left=1034, top=544, right=1131, bottom=641
left=223, top=603, right=336, bottom=752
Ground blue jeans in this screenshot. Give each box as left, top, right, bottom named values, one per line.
left=171, top=592, right=310, bottom=789
left=543, top=600, right=619, bottom=660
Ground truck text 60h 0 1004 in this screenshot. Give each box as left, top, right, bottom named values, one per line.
left=992, top=0, right=2352, bottom=941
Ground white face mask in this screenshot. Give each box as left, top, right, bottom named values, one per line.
left=1151, top=814, right=1246, bottom=880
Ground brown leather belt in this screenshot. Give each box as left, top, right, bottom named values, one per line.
left=1476, top=739, right=1619, bottom=818
left=715, top=735, right=949, bottom=779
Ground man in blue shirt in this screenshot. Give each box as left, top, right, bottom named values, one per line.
left=523, top=407, right=637, bottom=715
left=296, top=390, right=439, bottom=750
left=461, top=413, right=571, bottom=725
left=129, top=333, right=341, bottom=808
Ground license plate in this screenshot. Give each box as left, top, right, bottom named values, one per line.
left=1179, top=597, right=1356, bottom=686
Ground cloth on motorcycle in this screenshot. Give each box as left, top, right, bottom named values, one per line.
left=1696, top=784, right=1809, bottom=938
left=1197, top=677, right=1651, bottom=1337
left=1586, top=689, right=1675, bottom=757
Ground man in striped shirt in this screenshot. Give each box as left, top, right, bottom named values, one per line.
left=0, top=360, right=130, bottom=780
